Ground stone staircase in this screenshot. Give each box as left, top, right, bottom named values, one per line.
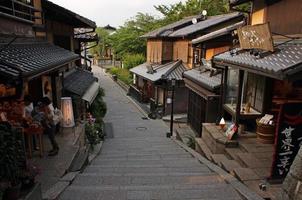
left=59, top=137, right=244, bottom=200
left=194, top=129, right=283, bottom=200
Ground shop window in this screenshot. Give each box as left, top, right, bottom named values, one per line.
left=245, top=73, right=265, bottom=112
left=225, top=68, right=239, bottom=106
left=224, top=69, right=265, bottom=116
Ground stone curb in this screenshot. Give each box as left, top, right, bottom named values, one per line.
left=88, top=141, right=103, bottom=164
left=172, top=138, right=264, bottom=200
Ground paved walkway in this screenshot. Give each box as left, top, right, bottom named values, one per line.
left=59, top=66, right=243, bottom=200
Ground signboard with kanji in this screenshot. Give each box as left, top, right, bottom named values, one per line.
left=237, top=23, right=274, bottom=52
left=271, top=103, right=302, bottom=180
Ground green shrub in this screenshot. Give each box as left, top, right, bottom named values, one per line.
left=90, top=89, right=107, bottom=121
left=109, top=67, right=132, bottom=85
left=123, top=54, right=145, bottom=70
left=85, top=123, right=100, bottom=146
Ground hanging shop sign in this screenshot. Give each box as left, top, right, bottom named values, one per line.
left=237, top=23, right=274, bottom=52
left=271, top=103, right=302, bottom=180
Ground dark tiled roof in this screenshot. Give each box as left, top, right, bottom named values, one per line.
left=0, top=40, right=79, bottom=78
left=141, top=12, right=243, bottom=38
left=103, top=24, right=117, bottom=31
left=192, top=21, right=245, bottom=44
left=169, top=12, right=243, bottom=37
left=43, top=0, right=96, bottom=28
left=130, top=60, right=187, bottom=82
left=213, top=42, right=302, bottom=80
left=141, top=15, right=204, bottom=38
left=64, top=69, right=96, bottom=96
left=183, top=68, right=221, bottom=91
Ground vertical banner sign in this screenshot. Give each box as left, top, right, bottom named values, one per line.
left=271, top=103, right=302, bottom=179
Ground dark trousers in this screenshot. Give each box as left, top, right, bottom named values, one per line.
left=45, top=124, right=59, bottom=150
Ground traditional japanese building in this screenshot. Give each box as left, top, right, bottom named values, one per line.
left=0, top=0, right=99, bottom=123
left=183, top=18, right=245, bottom=136
left=130, top=12, right=244, bottom=117
left=193, top=0, right=302, bottom=197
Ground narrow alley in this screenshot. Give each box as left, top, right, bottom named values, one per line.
left=59, top=67, right=244, bottom=200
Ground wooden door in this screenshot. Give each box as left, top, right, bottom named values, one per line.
left=188, top=90, right=206, bottom=137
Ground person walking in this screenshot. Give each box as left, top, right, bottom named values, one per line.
left=41, top=97, right=59, bottom=156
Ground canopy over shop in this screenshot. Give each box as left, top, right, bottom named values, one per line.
left=64, top=68, right=99, bottom=120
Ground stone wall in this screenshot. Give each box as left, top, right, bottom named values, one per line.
left=281, top=147, right=302, bottom=200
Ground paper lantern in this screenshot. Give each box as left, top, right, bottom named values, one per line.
left=61, top=97, right=75, bottom=127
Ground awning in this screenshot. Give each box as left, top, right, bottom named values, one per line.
left=192, top=21, right=245, bottom=45
left=82, top=82, right=99, bottom=104
left=64, top=68, right=96, bottom=96
left=130, top=60, right=187, bottom=82
left=183, top=68, right=221, bottom=92
left=0, top=38, right=79, bottom=78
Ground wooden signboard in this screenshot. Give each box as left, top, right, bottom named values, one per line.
left=271, top=103, right=302, bottom=180
left=237, top=23, right=274, bottom=52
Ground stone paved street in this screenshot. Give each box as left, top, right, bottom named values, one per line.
left=59, top=66, right=243, bottom=200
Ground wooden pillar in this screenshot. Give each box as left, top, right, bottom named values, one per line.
left=220, top=67, right=228, bottom=117
left=235, top=70, right=244, bottom=124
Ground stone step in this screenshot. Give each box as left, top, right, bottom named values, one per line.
left=233, top=168, right=261, bottom=182
left=225, top=147, right=245, bottom=161
left=195, top=138, right=213, bottom=160
left=85, top=166, right=211, bottom=174
left=80, top=172, right=216, bottom=177
left=211, top=154, right=229, bottom=165
left=94, top=154, right=193, bottom=161
left=240, top=143, right=274, bottom=153
left=90, top=161, right=202, bottom=168
left=236, top=153, right=268, bottom=168
left=91, top=158, right=200, bottom=166
left=59, top=184, right=242, bottom=200
left=220, top=159, right=242, bottom=174
left=72, top=173, right=223, bottom=187
left=244, top=180, right=278, bottom=199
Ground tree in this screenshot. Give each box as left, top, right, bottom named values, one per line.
left=155, top=0, right=231, bottom=25
left=90, top=27, right=110, bottom=58
left=108, top=12, right=162, bottom=59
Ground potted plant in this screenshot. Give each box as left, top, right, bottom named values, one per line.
left=0, top=122, right=26, bottom=200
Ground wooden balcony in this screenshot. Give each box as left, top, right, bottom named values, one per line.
left=0, top=0, right=42, bottom=24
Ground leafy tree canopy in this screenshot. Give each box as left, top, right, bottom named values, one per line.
left=109, top=13, right=162, bottom=59
left=94, top=0, right=250, bottom=61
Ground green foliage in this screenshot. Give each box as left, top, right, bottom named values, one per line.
left=90, top=89, right=107, bottom=122
left=123, top=54, right=146, bottom=70
left=0, top=123, right=25, bottom=187
left=185, top=134, right=196, bottom=150
left=85, top=123, right=101, bottom=146
left=109, top=67, right=132, bottom=85
left=86, top=89, right=107, bottom=148
left=155, top=0, right=230, bottom=24
left=90, top=27, right=111, bottom=58
left=108, top=13, right=162, bottom=59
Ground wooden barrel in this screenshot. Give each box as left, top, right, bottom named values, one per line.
left=256, top=119, right=276, bottom=144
